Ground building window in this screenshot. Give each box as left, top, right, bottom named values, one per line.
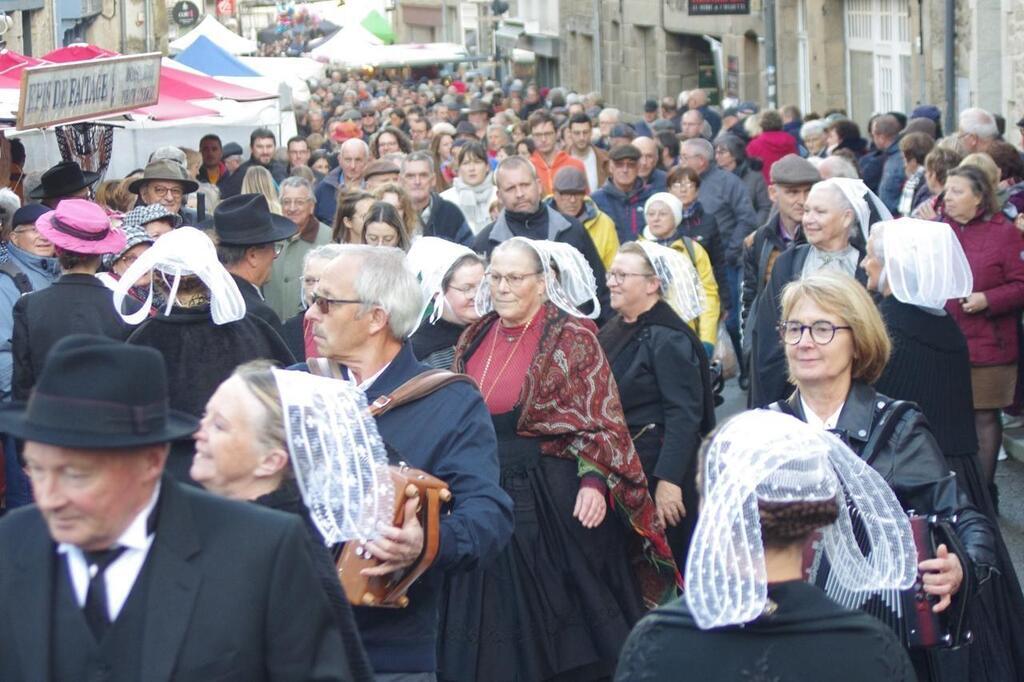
left=844, top=0, right=911, bottom=125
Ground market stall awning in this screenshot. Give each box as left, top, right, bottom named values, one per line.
left=175, top=35, right=261, bottom=77
left=169, top=14, right=258, bottom=55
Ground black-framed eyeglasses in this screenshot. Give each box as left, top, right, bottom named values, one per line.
left=310, top=292, right=363, bottom=314
left=778, top=320, right=852, bottom=345
left=605, top=270, right=654, bottom=284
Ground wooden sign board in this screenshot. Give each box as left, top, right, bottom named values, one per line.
left=16, top=52, right=162, bottom=130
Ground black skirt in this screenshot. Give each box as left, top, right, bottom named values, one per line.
left=438, top=410, right=645, bottom=682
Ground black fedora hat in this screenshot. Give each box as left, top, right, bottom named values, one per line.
left=0, top=335, right=198, bottom=448
left=29, top=161, right=100, bottom=200
left=214, top=193, right=297, bottom=246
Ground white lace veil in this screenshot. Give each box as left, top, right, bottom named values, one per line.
left=871, top=218, right=974, bottom=310
left=475, top=237, right=600, bottom=319
left=635, top=240, right=706, bottom=322
left=684, top=410, right=917, bottom=630
left=111, top=226, right=246, bottom=326
left=272, top=369, right=395, bottom=544
left=406, top=236, right=476, bottom=331
left=814, top=177, right=893, bottom=242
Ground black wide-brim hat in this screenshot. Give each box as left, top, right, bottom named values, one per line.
left=214, top=193, right=297, bottom=246
left=29, top=161, right=101, bottom=200
left=0, top=335, right=198, bottom=448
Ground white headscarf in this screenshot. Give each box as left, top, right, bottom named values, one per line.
left=814, top=177, right=893, bottom=242
left=635, top=241, right=705, bottom=322
left=475, top=237, right=600, bottom=319
left=644, top=192, right=683, bottom=226
left=405, top=236, right=476, bottom=331
left=111, top=226, right=246, bottom=326
left=871, top=218, right=974, bottom=310
left=685, top=410, right=916, bottom=630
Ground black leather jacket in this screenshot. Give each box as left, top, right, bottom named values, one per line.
left=774, top=382, right=996, bottom=576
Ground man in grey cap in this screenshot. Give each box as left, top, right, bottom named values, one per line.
left=592, top=143, right=655, bottom=243
left=220, top=142, right=244, bottom=179
left=635, top=99, right=659, bottom=139
left=740, top=153, right=821, bottom=384
left=547, top=166, right=619, bottom=269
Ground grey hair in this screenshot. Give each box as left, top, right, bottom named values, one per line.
left=0, top=188, right=20, bottom=233
left=494, top=155, right=538, bottom=185
left=432, top=122, right=456, bottom=137
left=303, top=242, right=346, bottom=272
left=279, top=176, right=315, bottom=202
left=818, top=155, right=860, bottom=179
left=337, top=245, right=424, bottom=339
left=800, top=119, right=827, bottom=140
left=958, top=107, right=998, bottom=139
left=401, top=151, right=435, bottom=174
left=493, top=238, right=543, bottom=271
left=681, top=137, right=714, bottom=161
left=339, top=138, right=370, bottom=156
left=598, top=108, right=620, bottom=123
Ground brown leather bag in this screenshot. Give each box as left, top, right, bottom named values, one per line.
left=307, top=359, right=475, bottom=607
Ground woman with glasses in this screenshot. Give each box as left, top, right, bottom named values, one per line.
left=713, top=133, right=771, bottom=225
left=640, top=191, right=720, bottom=352
left=407, top=237, right=486, bottom=369
left=439, top=237, right=677, bottom=682
left=770, top=270, right=996, bottom=682
left=360, top=200, right=411, bottom=251
left=597, top=241, right=714, bottom=566
left=748, top=177, right=891, bottom=407
left=665, top=165, right=728, bottom=300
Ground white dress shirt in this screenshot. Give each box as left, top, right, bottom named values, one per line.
left=801, top=397, right=845, bottom=431
left=57, top=482, right=161, bottom=622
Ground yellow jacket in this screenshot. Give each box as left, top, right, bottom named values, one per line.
left=639, top=229, right=720, bottom=347
left=544, top=196, right=620, bottom=270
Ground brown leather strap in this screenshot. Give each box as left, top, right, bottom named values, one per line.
left=368, top=369, right=478, bottom=417
left=382, top=486, right=444, bottom=603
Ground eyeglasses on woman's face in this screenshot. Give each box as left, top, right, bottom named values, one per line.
left=447, top=284, right=479, bottom=299
left=778, top=320, right=852, bottom=345
left=485, top=270, right=541, bottom=288
left=605, top=270, right=653, bottom=285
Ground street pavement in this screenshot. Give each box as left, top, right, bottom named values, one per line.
left=715, top=377, right=1024, bottom=582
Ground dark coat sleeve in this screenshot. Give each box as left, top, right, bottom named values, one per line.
left=698, top=213, right=728, bottom=307
left=648, top=327, right=705, bottom=484
left=473, top=224, right=496, bottom=256
left=748, top=248, right=796, bottom=407
left=741, top=232, right=760, bottom=328
left=10, top=297, right=32, bottom=403
left=562, top=223, right=611, bottom=324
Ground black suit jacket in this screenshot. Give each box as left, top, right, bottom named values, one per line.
left=232, top=273, right=283, bottom=328
left=0, top=477, right=353, bottom=681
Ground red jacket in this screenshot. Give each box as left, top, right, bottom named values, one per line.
left=531, top=151, right=585, bottom=196
left=944, top=211, right=1024, bottom=366
left=746, top=131, right=798, bottom=183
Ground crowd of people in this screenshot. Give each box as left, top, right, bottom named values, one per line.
left=0, top=69, right=1022, bottom=681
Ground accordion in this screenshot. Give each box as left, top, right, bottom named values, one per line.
left=336, top=463, right=451, bottom=608
left=802, top=514, right=972, bottom=649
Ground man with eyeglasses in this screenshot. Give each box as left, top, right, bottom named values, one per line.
left=301, top=245, right=513, bottom=682
left=263, top=177, right=332, bottom=321
left=213, top=193, right=297, bottom=329
left=566, top=113, right=609, bottom=193
left=129, top=159, right=200, bottom=226
left=527, top=110, right=585, bottom=196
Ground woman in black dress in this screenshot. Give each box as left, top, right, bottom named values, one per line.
left=597, top=241, right=714, bottom=566
left=439, top=237, right=677, bottom=682
left=864, top=217, right=1024, bottom=679
left=407, top=236, right=486, bottom=369
left=616, top=410, right=917, bottom=681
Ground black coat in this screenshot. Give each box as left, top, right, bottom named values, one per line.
left=678, top=204, right=728, bottom=305
left=126, top=307, right=295, bottom=418
left=615, top=580, right=916, bottom=681
left=254, top=481, right=374, bottom=682
left=11, top=274, right=131, bottom=401
left=232, top=274, right=283, bottom=328
left=741, top=211, right=805, bottom=333
left=216, top=158, right=288, bottom=199
left=747, top=243, right=866, bottom=408
left=0, top=476, right=352, bottom=681
left=421, top=193, right=474, bottom=247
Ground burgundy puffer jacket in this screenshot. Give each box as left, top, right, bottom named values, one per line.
left=944, top=211, right=1024, bottom=366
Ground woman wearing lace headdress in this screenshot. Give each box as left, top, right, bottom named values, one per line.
left=438, top=237, right=677, bottom=682
left=615, top=410, right=917, bottom=681
left=770, top=270, right=997, bottom=681
left=597, top=241, right=714, bottom=567
left=748, top=177, right=890, bottom=407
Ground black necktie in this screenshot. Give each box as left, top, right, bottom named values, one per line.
left=82, top=545, right=128, bottom=639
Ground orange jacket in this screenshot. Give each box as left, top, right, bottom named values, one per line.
left=530, top=151, right=586, bottom=196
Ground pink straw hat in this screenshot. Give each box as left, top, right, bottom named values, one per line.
left=36, top=198, right=126, bottom=255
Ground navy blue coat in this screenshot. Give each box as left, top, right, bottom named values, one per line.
left=296, top=344, right=512, bottom=674
left=421, top=193, right=474, bottom=247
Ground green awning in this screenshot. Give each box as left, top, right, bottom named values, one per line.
left=361, top=10, right=395, bottom=45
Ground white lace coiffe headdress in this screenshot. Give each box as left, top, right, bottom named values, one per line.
left=272, top=369, right=394, bottom=544
left=685, top=410, right=917, bottom=630
left=111, top=226, right=246, bottom=326
left=476, top=237, right=600, bottom=319
left=406, top=236, right=476, bottom=330
left=871, top=218, right=973, bottom=310
left=814, top=177, right=893, bottom=242
left=635, top=240, right=706, bottom=322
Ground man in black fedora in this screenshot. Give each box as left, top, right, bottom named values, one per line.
left=214, top=193, right=297, bottom=328
left=129, top=158, right=200, bottom=226
left=0, top=335, right=353, bottom=681
left=30, top=161, right=99, bottom=209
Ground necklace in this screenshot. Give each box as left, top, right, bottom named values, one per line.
left=478, top=316, right=534, bottom=402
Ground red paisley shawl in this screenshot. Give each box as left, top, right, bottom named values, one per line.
left=454, top=303, right=680, bottom=607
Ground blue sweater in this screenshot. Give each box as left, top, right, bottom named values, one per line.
left=296, top=344, right=512, bottom=673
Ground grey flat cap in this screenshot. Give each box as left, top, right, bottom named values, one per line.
left=770, top=154, right=821, bottom=186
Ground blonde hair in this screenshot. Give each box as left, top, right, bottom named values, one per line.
left=241, top=166, right=282, bottom=214
left=959, top=152, right=1000, bottom=191
left=372, top=182, right=421, bottom=236
left=780, top=270, right=891, bottom=385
